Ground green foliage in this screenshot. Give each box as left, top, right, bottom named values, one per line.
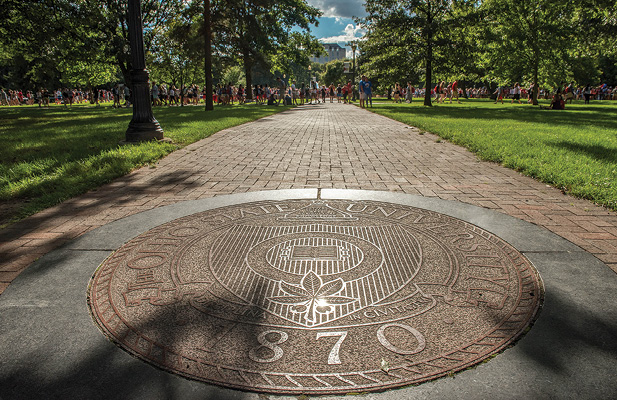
left=358, top=0, right=617, bottom=102
left=148, top=4, right=209, bottom=87
left=0, top=0, right=186, bottom=89
left=270, top=31, right=325, bottom=79
left=479, top=0, right=574, bottom=91
left=321, top=59, right=348, bottom=87
left=2, top=0, right=616, bottom=94
left=213, top=0, right=322, bottom=95
left=359, top=0, right=469, bottom=105
left=368, top=99, right=617, bottom=210
left=222, top=66, right=245, bottom=86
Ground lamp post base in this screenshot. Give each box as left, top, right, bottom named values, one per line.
left=126, top=120, right=164, bottom=142
left=125, top=69, right=164, bottom=142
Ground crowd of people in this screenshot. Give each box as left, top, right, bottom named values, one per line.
left=246, top=77, right=371, bottom=107
left=1, top=79, right=615, bottom=108
left=146, top=77, right=372, bottom=108
left=0, top=87, right=120, bottom=107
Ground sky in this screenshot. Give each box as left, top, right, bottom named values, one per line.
left=306, top=0, right=368, bottom=57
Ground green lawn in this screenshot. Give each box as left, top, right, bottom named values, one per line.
left=367, top=98, right=617, bottom=210
left=0, top=102, right=292, bottom=225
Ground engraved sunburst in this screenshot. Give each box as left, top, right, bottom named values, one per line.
left=268, top=271, right=357, bottom=323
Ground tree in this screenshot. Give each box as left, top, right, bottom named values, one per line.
left=0, top=0, right=94, bottom=89
left=360, top=0, right=460, bottom=106
left=570, top=0, right=617, bottom=85
left=480, top=0, right=575, bottom=104
left=222, top=65, right=245, bottom=86
left=149, top=4, right=208, bottom=88
left=357, top=23, right=423, bottom=91
left=81, top=0, right=185, bottom=85
left=213, top=0, right=322, bottom=99
left=269, top=32, right=325, bottom=81
left=0, top=0, right=184, bottom=89
left=321, top=59, right=348, bottom=87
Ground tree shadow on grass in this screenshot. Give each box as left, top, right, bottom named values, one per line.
left=0, top=166, right=203, bottom=248
left=547, top=140, right=617, bottom=163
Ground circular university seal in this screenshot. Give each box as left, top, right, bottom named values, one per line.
left=88, top=199, right=543, bottom=395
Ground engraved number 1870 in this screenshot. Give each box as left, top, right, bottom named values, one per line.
left=249, top=323, right=425, bottom=365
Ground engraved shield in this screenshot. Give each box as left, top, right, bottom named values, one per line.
left=208, top=202, right=424, bottom=327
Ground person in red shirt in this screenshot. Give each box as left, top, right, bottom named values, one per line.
left=344, top=81, right=353, bottom=104
left=449, top=81, right=461, bottom=104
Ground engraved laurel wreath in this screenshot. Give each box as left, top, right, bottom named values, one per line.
left=268, top=271, right=357, bottom=323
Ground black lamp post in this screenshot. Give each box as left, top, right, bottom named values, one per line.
left=350, top=41, right=357, bottom=102
left=126, top=0, right=163, bottom=142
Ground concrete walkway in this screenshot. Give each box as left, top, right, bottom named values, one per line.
left=1, top=103, right=617, bottom=399
left=1, top=102, right=616, bottom=295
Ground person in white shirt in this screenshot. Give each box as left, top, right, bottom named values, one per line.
left=511, top=82, right=522, bottom=104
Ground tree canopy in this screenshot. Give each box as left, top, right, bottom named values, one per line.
left=1, top=0, right=615, bottom=102
left=357, top=0, right=617, bottom=104
left=0, top=0, right=322, bottom=91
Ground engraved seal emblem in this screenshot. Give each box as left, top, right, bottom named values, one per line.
left=88, top=199, right=543, bottom=394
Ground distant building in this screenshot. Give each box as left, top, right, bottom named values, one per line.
left=310, top=43, right=346, bottom=64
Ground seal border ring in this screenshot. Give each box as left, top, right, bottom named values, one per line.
left=87, top=195, right=545, bottom=395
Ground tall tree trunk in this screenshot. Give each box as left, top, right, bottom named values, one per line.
left=424, top=41, right=433, bottom=106
left=533, top=62, right=539, bottom=105
left=424, top=12, right=433, bottom=107
left=180, top=66, right=184, bottom=107
left=532, top=10, right=539, bottom=106
left=204, top=0, right=213, bottom=110
left=243, top=50, right=253, bottom=100
left=239, top=1, right=253, bottom=101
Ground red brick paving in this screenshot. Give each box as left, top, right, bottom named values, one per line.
left=1, top=103, right=616, bottom=295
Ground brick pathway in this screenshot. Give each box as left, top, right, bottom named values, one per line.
left=1, top=102, right=616, bottom=295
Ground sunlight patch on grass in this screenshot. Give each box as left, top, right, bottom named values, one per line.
left=368, top=99, right=617, bottom=210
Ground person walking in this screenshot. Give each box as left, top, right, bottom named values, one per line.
left=291, top=81, right=298, bottom=105
left=1, top=88, right=9, bottom=106
left=406, top=82, right=414, bottom=103
left=394, top=83, right=402, bottom=103
left=299, top=83, right=305, bottom=105
left=360, top=75, right=373, bottom=108
left=124, top=85, right=131, bottom=107
left=359, top=77, right=366, bottom=108
left=511, top=82, right=522, bottom=104
left=276, top=77, right=286, bottom=105
left=494, top=85, right=504, bottom=104
left=151, top=82, right=160, bottom=106
left=449, top=81, right=461, bottom=104
left=583, top=84, right=591, bottom=104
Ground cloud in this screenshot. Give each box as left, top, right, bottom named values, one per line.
left=307, top=0, right=368, bottom=19
left=319, top=23, right=366, bottom=44
left=318, top=23, right=366, bottom=58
